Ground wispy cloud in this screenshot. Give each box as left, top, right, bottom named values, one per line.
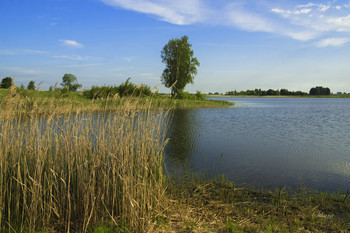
left=101, top=0, right=350, bottom=45
left=59, top=39, right=83, bottom=48
left=0, top=49, right=48, bottom=55
left=53, top=54, right=101, bottom=60
left=270, top=2, right=350, bottom=42
left=316, top=37, right=350, bottom=47
left=327, top=15, right=350, bottom=32
left=65, top=63, right=103, bottom=68
left=101, top=0, right=206, bottom=25
left=1, top=67, right=41, bottom=75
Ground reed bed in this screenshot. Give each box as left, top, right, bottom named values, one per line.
left=0, top=87, right=170, bottom=232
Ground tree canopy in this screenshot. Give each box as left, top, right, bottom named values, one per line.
left=1, top=77, right=13, bottom=89
left=61, top=73, right=82, bottom=91
left=27, top=80, right=35, bottom=90
left=309, top=86, right=331, bottom=95
left=161, top=35, right=200, bottom=97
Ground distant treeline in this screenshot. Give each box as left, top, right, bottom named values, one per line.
left=224, top=88, right=308, bottom=96
left=223, top=86, right=332, bottom=96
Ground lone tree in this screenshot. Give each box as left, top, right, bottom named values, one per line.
left=61, top=73, right=82, bottom=91
left=161, top=35, right=200, bottom=97
left=1, top=77, right=13, bottom=89
left=309, top=86, right=331, bottom=95
left=27, top=80, right=35, bottom=90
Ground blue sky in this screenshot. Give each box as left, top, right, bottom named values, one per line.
left=1, top=0, right=350, bottom=93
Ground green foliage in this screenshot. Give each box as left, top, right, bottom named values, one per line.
left=309, top=86, right=331, bottom=95
left=60, top=86, right=68, bottom=94
left=161, top=35, right=200, bottom=97
left=118, top=77, right=136, bottom=97
left=175, top=90, right=206, bottom=100
left=83, top=78, right=152, bottom=99
left=195, top=90, right=206, bottom=100
left=61, top=73, right=82, bottom=91
left=1, top=77, right=13, bottom=89
left=27, top=80, right=35, bottom=90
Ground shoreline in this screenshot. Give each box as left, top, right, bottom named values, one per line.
left=151, top=177, right=350, bottom=232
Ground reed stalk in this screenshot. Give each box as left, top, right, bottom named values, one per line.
left=0, top=89, right=169, bottom=232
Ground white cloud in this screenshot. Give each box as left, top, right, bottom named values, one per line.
left=271, top=8, right=312, bottom=18
left=270, top=2, right=350, bottom=43
left=296, top=3, right=318, bottom=8
left=319, top=4, right=330, bottom=12
left=316, top=37, right=350, bottom=47
left=101, top=0, right=350, bottom=44
left=53, top=55, right=101, bottom=60
left=60, top=40, right=83, bottom=48
left=284, top=30, right=320, bottom=41
left=101, top=0, right=206, bottom=25
left=226, top=7, right=274, bottom=32
left=327, top=14, right=350, bottom=32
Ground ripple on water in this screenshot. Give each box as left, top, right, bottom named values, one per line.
left=165, top=97, right=350, bottom=192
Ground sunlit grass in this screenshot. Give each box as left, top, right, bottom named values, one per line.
left=155, top=177, right=350, bottom=232
left=0, top=87, right=170, bottom=232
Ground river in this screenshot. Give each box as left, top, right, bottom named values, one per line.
left=164, top=97, right=350, bottom=192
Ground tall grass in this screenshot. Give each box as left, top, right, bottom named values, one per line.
left=0, top=86, right=169, bottom=232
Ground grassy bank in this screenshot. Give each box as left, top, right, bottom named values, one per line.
left=0, top=88, right=233, bottom=115
left=153, top=177, right=350, bottom=232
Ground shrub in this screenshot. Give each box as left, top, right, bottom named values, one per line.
left=83, top=79, right=152, bottom=99
left=0, top=77, right=13, bottom=89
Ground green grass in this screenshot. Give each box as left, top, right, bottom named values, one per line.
left=1, top=88, right=233, bottom=113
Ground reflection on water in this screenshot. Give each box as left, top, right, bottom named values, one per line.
left=164, top=97, right=350, bottom=192
left=164, top=109, right=200, bottom=175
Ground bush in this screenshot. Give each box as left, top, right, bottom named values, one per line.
left=176, top=90, right=206, bottom=100
left=195, top=90, right=206, bottom=100
left=82, top=79, right=152, bottom=99
left=1, top=77, right=13, bottom=89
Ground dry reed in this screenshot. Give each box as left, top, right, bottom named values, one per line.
left=0, top=87, right=169, bottom=232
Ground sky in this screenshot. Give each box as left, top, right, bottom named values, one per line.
left=1, top=0, right=350, bottom=93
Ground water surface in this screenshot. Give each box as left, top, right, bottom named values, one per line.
left=165, top=97, right=350, bottom=192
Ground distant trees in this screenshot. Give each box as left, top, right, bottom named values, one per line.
left=161, top=35, right=200, bottom=97
left=61, top=73, right=82, bottom=91
left=309, top=86, right=331, bottom=95
left=225, top=87, right=333, bottom=96
left=0, top=77, right=13, bottom=89
left=225, top=88, right=307, bottom=96
left=27, top=80, right=35, bottom=90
